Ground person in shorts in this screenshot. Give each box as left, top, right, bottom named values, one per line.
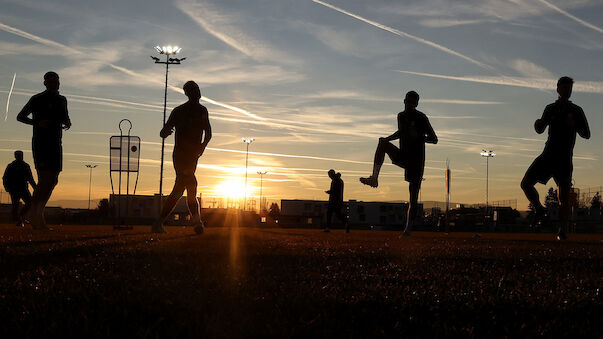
left=17, top=71, right=71, bottom=230
left=521, top=76, right=590, bottom=240
left=153, top=81, right=212, bottom=233
left=360, top=91, right=438, bottom=236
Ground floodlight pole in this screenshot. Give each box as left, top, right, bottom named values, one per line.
left=242, top=138, right=254, bottom=210
left=480, top=149, right=496, bottom=214
left=257, top=171, right=267, bottom=212
left=151, top=46, right=184, bottom=198
left=85, top=164, right=97, bottom=210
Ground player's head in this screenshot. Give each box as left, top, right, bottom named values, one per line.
left=557, top=76, right=573, bottom=100
left=183, top=80, right=201, bottom=100
left=328, top=169, right=336, bottom=179
left=404, top=91, right=420, bottom=109
left=43, top=71, right=60, bottom=92
left=14, top=150, right=23, bottom=161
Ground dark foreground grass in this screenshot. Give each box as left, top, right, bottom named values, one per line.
left=0, top=225, right=601, bottom=338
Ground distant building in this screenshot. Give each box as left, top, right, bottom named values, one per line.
left=279, top=199, right=422, bottom=229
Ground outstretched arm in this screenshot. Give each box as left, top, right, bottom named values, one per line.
left=16, top=98, right=34, bottom=125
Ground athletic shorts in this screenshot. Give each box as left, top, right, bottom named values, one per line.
left=524, top=152, right=572, bottom=187
left=32, top=139, right=62, bottom=172
left=385, top=142, right=424, bottom=183
left=173, top=149, right=199, bottom=176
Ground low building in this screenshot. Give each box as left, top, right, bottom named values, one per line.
left=280, top=199, right=422, bottom=229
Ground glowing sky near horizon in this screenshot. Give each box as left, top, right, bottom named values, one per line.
left=0, top=0, right=602, bottom=209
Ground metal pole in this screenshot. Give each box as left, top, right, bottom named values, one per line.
left=259, top=173, right=264, bottom=212
left=88, top=166, right=93, bottom=209
left=244, top=142, right=249, bottom=210
left=159, top=54, right=169, bottom=198
left=486, top=156, right=489, bottom=212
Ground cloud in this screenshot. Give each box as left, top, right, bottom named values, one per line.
left=0, top=21, right=81, bottom=55
left=4, top=73, right=16, bottom=122
left=174, top=0, right=294, bottom=63
left=312, top=0, right=493, bottom=71
left=509, top=59, right=555, bottom=79
left=419, top=18, right=493, bottom=28
left=396, top=70, right=603, bottom=93
left=536, top=0, right=603, bottom=34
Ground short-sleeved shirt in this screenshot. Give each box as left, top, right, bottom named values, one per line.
left=166, top=102, right=209, bottom=174
left=397, top=109, right=433, bottom=162
left=23, top=91, right=69, bottom=147
left=3, top=160, right=34, bottom=193
left=540, top=100, right=589, bottom=158
left=21, top=91, right=70, bottom=171
left=168, top=103, right=209, bottom=153
left=328, top=177, right=344, bottom=205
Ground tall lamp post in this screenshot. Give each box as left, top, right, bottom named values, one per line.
left=85, top=164, right=98, bottom=210
left=480, top=149, right=496, bottom=213
left=257, top=171, right=267, bottom=212
left=151, top=45, right=186, bottom=197
left=242, top=137, right=255, bottom=210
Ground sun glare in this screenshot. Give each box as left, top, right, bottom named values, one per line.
left=214, top=179, right=247, bottom=199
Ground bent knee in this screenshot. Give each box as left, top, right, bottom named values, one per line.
left=520, top=177, right=534, bottom=190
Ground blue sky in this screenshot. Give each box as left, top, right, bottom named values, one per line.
left=1, top=0, right=602, bottom=209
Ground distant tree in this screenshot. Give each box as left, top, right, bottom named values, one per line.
left=97, top=198, right=111, bottom=217
left=268, top=203, right=280, bottom=219
left=544, top=187, right=558, bottom=209
left=591, top=193, right=601, bottom=209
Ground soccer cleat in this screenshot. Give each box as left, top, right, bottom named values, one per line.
left=556, top=232, right=567, bottom=241
left=15, top=220, right=24, bottom=228
left=399, top=231, right=411, bottom=238
left=194, top=221, right=205, bottom=234
left=359, top=176, right=378, bottom=188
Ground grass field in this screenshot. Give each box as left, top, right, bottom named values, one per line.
left=0, top=225, right=601, bottom=337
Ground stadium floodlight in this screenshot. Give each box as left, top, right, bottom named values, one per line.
left=480, top=149, right=496, bottom=213
left=242, top=138, right=255, bottom=210
left=151, top=45, right=186, bottom=197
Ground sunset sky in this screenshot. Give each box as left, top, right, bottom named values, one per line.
left=1, top=0, right=602, bottom=209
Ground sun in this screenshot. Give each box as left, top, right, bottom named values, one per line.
left=214, top=178, right=247, bottom=200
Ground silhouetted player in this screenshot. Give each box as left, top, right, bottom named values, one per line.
left=3, top=150, right=37, bottom=227
left=360, top=91, right=437, bottom=236
left=153, top=81, right=212, bottom=234
left=324, top=169, right=348, bottom=233
left=521, top=76, right=590, bottom=240
left=17, top=71, right=71, bottom=230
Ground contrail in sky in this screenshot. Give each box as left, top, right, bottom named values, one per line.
left=312, top=0, right=493, bottom=71
left=4, top=73, right=16, bottom=122
left=0, top=21, right=269, bottom=122
left=396, top=70, right=603, bottom=93
left=537, top=0, right=603, bottom=34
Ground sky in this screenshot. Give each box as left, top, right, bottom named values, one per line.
left=0, top=0, right=602, bottom=209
